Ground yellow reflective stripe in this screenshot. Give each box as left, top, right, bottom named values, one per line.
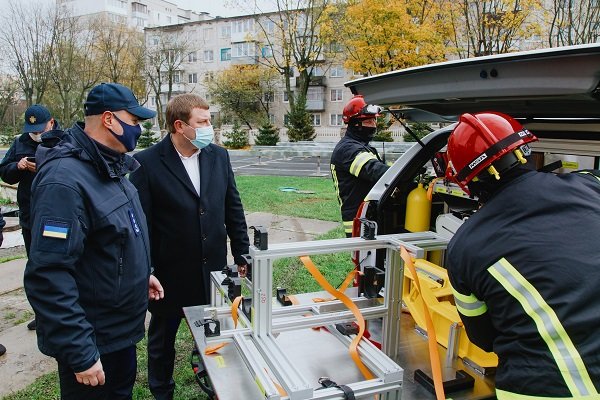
left=578, top=171, right=600, bottom=183
left=452, top=287, right=488, bottom=317
left=343, top=220, right=353, bottom=233
left=330, top=164, right=343, bottom=206
left=349, top=152, right=377, bottom=177
left=488, top=258, right=598, bottom=397
left=496, top=388, right=600, bottom=400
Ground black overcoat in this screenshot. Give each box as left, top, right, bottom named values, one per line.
left=130, top=136, right=249, bottom=316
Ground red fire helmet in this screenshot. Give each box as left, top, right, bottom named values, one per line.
left=342, top=95, right=383, bottom=123
left=445, top=111, right=537, bottom=193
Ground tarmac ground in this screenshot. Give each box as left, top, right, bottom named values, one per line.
left=0, top=212, right=339, bottom=398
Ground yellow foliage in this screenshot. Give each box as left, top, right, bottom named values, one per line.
left=321, top=0, right=448, bottom=75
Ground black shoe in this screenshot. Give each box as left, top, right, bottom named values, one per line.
left=0, top=344, right=5, bottom=356
left=27, top=319, right=36, bottom=331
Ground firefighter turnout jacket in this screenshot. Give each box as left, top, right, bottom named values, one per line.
left=330, top=129, right=389, bottom=235
left=447, top=170, right=600, bottom=399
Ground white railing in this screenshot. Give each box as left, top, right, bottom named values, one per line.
left=217, top=126, right=407, bottom=145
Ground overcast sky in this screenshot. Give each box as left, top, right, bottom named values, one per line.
left=0, top=0, right=276, bottom=18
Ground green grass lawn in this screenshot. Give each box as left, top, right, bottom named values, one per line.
left=2, top=175, right=355, bottom=400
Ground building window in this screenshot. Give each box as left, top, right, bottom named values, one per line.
left=330, top=65, right=344, bottom=77
left=188, top=73, right=198, bottom=83
left=263, top=91, right=274, bottom=102
left=284, top=114, right=290, bottom=125
left=188, top=51, right=197, bottom=62
left=203, top=28, right=213, bottom=40
left=204, top=71, right=214, bottom=82
left=264, top=19, right=275, bottom=34
left=152, top=37, right=159, bottom=45
left=261, top=46, right=273, bottom=58
left=330, top=114, right=343, bottom=126
left=151, top=96, right=155, bottom=105
left=311, top=114, right=321, bottom=126
left=268, top=114, right=275, bottom=124
left=220, top=48, right=231, bottom=61
left=173, top=71, right=182, bottom=83
left=204, top=50, right=214, bottom=62
left=233, top=42, right=255, bottom=58
left=283, top=91, right=289, bottom=103
left=330, top=89, right=343, bottom=102
left=221, top=25, right=231, bottom=38
left=329, top=42, right=343, bottom=53
left=233, top=19, right=254, bottom=34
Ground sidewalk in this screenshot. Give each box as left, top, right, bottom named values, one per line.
left=0, top=212, right=339, bottom=398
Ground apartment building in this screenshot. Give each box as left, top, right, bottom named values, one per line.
left=56, top=0, right=210, bottom=30
left=144, top=13, right=357, bottom=134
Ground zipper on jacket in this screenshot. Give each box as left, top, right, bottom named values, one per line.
left=116, top=232, right=126, bottom=303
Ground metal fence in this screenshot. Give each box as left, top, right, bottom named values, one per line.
left=216, top=126, right=408, bottom=145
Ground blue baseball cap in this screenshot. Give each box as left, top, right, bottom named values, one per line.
left=84, top=83, right=156, bottom=120
left=23, top=104, right=52, bottom=133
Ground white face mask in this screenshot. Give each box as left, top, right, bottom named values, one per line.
left=183, top=122, right=214, bottom=149
left=29, top=132, right=43, bottom=142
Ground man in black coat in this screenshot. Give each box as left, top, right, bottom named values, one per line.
left=129, top=93, right=249, bottom=400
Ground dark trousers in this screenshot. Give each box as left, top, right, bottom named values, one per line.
left=147, top=314, right=182, bottom=400
left=57, top=346, right=137, bottom=400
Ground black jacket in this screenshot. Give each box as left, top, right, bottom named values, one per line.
left=130, top=136, right=249, bottom=316
left=24, top=122, right=151, bottom=372
left=448, top=170, right=600, bottom=398
left=0, top=133, right=40, bottom=229
left=330, top=129, right=389, bottom=226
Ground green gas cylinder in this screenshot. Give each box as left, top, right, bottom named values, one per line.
left=405, top=182, right=431, bottom=232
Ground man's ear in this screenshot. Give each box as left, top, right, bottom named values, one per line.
left=101, top=111, right=114, bottom=129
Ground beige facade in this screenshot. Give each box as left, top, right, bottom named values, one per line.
left=144, top=13, right=357, bottom=132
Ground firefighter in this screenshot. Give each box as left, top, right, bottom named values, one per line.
left=445, top=111, right=600, bottom=399
left=330, top=95, right=389, bottom=236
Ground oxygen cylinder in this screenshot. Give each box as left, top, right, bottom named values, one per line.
left=405, top=183, right=431, bottom=232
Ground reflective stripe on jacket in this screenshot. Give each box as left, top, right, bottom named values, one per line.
left=448, top=170, right=600, bottom=397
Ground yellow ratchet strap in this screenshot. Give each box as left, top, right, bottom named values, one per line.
left=299, top=256, right=374, bottom=380
left=400, top=246, right=446, bottom=400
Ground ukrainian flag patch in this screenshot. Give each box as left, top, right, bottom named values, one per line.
left=42, top=222, right=69, bottom=239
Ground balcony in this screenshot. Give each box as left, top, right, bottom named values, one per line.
left=231, top=55, right=258, bottom=65
left=231, top=30, right=256, bottom=43
left=159, top=82, right=186, bottom=94
left=295, top=75, right=325, bottom=87
left=306, top=99, right=325, bottom=111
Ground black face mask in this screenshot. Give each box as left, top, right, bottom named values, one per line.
left=349, top=123, right=376, bottom=142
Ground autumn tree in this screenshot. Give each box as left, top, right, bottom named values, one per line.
left=94, top=18, right=146, bottom=99
left=144, top=27, right=194, bottom=130
left=207, top=65, right=279, bottom=129
left=46, top=15, right=103, bottom=126
left=447, top=0, right=542, bottom=58
left=0, top=75, right=20, bottom=126
left=547, top=0, right=600, bottom=46
left=321, top=0, right=448, bottom=75
left=239, top=1, right=333, bottom=111
left=0, top=0, right=60, bottom=105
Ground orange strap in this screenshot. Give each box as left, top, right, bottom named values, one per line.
left=204, top=342, right=227, bottom=355
left=300, top=256, right=374, bottom=380
left=231, top=296, right=243, bottom=328
left=400, top=247, right=446, bottom=400
left=426, top=177, right=440, bottom=201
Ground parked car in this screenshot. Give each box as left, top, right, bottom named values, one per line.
left=345, top=43, right=600, bottom=268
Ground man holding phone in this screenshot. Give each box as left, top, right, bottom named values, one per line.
left=0, top=104, right=60, bottom=331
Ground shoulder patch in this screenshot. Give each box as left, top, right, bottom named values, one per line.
left=42, top=221, right=70, bottom=239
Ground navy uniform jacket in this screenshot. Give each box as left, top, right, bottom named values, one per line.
left=24, top=123, right=151, bottom=373
left=130, top=136, right=249, bottom=316
left=330, top=130, right=389, bottom=234
left=0, top=133, right=40, bottom=229
left=448, top=170, right=600, bottom=398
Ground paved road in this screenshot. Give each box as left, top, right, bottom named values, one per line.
left=230, top=153, right=331, bottom=178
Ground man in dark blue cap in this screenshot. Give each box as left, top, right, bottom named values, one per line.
left=0, top=104, right=60, bottom=332
left=24, top=83, right=164, bottom=400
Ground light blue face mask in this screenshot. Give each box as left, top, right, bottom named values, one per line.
left=183, top=122, right=213, bottom=149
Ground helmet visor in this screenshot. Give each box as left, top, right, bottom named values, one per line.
left=360, top=104, right=383, bottom=116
